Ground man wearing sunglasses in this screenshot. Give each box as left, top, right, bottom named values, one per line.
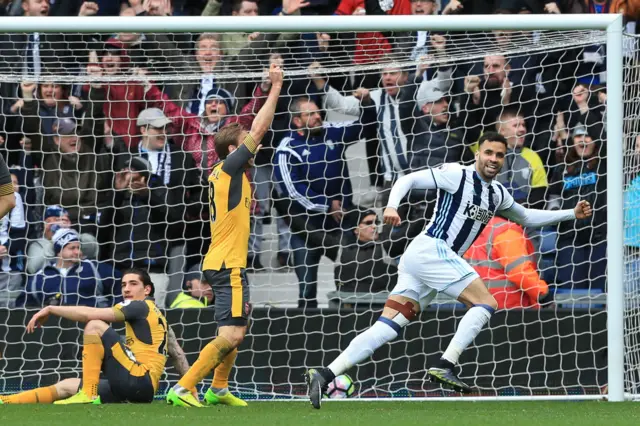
left=335, top=209, right=397, bottom=293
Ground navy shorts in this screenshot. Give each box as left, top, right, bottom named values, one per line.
left=204, top=268, right=251, bottom=326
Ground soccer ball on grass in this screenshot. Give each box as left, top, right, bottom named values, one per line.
left=324, top=374, right=355, bottom=399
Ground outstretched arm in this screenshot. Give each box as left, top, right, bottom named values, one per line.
left=500, top=200, right=591, bottom=228
left=383, top=170, right=438, bottom=226
left=387, top=170, right=437, bottom=210
left=26, top=305, right=117, bottom=332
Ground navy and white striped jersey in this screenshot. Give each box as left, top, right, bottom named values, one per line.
left=424, top=163, right=514, bottom=256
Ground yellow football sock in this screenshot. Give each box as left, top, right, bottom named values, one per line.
left=0, top=385, right=59, bottom=404
left=178, top=336, right=233, bottom=390
left=212, top=348, right=238, bottom=390
left=81, top=334, right=104, bottom=399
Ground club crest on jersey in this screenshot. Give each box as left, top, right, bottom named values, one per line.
left=463, top=202, right=493, bottom=224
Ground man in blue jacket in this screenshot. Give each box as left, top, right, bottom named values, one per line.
left=274, top=93, right=376, bottom=308
left=20, top=229, right=121, bottom=307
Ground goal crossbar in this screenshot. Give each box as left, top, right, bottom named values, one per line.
left=0, top=14, right=622, bottom=33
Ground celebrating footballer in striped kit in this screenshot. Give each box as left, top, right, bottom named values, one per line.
left=306, top=131, right=593, bottom=407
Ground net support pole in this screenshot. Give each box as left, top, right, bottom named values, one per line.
left=606, top=14, right=625, bottom=403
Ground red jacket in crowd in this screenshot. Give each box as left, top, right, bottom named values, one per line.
left=334, top=0, right=392, bottom=65
left=374, top=0, right=411, bottom=15
left=96, top=39, right=148, bottom=148
left=145, top=84, right=268, bottom=175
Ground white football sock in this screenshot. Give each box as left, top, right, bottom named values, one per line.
left=210, top=387, right=228, bottom=396
left=442, top=305, right=494, bottom=365
left=328, top=319, right=400, bottom=376
left=172, top=385, right=190, bottom=395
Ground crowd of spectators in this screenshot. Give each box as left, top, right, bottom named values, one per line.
left=0, top=0, right=633, bottom=310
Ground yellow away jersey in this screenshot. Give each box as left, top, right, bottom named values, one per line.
left=203, top=134, right=256, bottom=270
left=112, top=299, right=168, bottom=391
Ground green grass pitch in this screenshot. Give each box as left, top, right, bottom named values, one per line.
left=2, top=401, right=640, bottom=426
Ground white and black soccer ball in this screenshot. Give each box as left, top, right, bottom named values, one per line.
left=324, top=374, right=355, bottom=399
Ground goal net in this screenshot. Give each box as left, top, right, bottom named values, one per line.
left=0, top=17, right=631, bottom=400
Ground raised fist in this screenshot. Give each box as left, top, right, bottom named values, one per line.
left=21, top=82, right=36, bottom=100
left=464, top=75, right=481, bottom=94
left=78, top=1, right=99, bottom=16
left=269, top=63, right=284, bottom=88
left=353, top=87, right=370, bottom=102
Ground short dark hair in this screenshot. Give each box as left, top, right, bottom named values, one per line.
left=478, top=131, right=508, bottom=148
left=231, top=0, right=257, bottom=13
left=497, top=106, right=524, bottom=127
left=215, top=123, right=244, bottom=160
left=122, top=268, right=155, bottom=297
left=289, top=96, right=313, bottom=118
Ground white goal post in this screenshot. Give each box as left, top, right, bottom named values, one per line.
left=0, top=13, right=626, bottom=402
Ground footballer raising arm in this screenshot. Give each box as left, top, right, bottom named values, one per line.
left=219, top=63, right=284, bottom=174
left=166, top=64, right=284, bottom=409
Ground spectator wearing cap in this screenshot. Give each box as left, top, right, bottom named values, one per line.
left=12, top=81, right=82, bottom=143
left=11, top=81, right=83, bottom=168
left=26, top=205, right=99, bottom=275
left=19, top=229, right=122, bottom=308
left=335, top=209, right=397, bottom=293
left=168, top=265, right=214, bottom=309
left=36, top=116, right=111, bottom=231
left=549, top=123, right=607, bottom=291
left=144, top=81, right=271, bottom=264
left=0, top=172, right=26, bottom=307
left=407, top=84, right=470, bottom=171
left=98, top=108, right=199, bottom=307
left=145, top=79, right=269, bottom=174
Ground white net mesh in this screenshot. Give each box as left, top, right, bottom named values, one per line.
left=0, top=24, right=631, bottom=399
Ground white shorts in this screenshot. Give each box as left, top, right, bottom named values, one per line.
left=391, top=235, right=479, bottom=309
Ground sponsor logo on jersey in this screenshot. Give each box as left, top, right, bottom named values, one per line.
left=463, top=202, right=493, bottom=225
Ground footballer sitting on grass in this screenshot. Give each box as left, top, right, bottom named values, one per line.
left=0, top=269, right=193, bottom=405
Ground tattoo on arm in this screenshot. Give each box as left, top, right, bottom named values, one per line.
left=167, top=326, right=191, bottom=377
